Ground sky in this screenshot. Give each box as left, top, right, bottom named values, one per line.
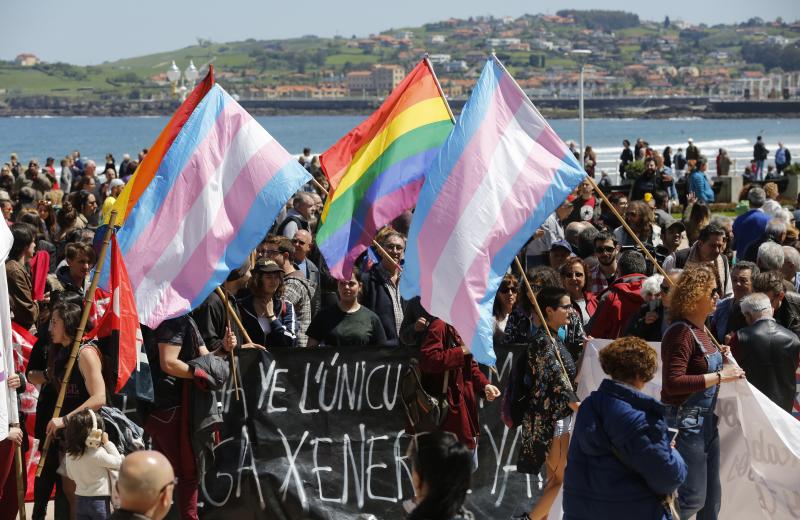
left=1, top=0, right=797, bottom=65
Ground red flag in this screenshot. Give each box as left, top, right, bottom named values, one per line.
left=85, top=235, right=139, bottom=393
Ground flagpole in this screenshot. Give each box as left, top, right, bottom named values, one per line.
left=512, top=257, right=574, bottom=394
left=214, top=287, right=241, bottom=401
left=309, top=177, right=402, bottom=273
left=423, top=55, right=457, bottom=125
left=584, top=177, right=726, bottom=350
left=37, top=211, right=117, bottom=477
left=15, top=442, right=25, bottom=519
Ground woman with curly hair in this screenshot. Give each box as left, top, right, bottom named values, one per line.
left=564, top=337, right=686, bottom=519
left=661, top=267, right=745, bottom=520
left=518, top=286, right=580, bottom=520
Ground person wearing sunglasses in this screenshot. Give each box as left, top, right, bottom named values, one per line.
left=110, top=451, right=176, bottom=520
left=559, top=257, right=596, bottom=326
left=661, top=267, right=745, bottom=520
left=492, top=273, right=518, bottom=343
left=518, top=287, right=580, bottom=520
left=587, top=231, right=618, bottom=296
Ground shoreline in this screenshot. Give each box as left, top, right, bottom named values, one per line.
left=1, top=108, right=799, bottom=119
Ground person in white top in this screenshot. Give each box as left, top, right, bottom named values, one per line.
left=65, top=408, right=123, bottom=520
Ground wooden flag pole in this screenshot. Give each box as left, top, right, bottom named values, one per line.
left=513, top=257, right=574, bottom=393
left=215, top=287, right=241, bottom=401
left=14, top=442, right=25, bottom=520
left=585, top=176, right=725, bottom=349
left=309, top=177, right=402, bottom=273
left=37, top=211, right=117, bottom=477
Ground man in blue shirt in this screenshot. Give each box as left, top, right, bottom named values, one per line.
left=733, top=187, right=771, bottom=257
left=688, top=157, right=715, bottom=203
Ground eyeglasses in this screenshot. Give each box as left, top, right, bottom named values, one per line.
left=499, top=286, right=518, bottom=294
left=596, top=246, right=615, bottom=254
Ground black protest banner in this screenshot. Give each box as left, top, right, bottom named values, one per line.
left=199, top=344, right=542, bottom=520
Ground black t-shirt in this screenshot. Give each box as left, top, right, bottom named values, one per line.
left=306, top=305, right=387, bottom=347
left=150, top=315, right=204, bottom=410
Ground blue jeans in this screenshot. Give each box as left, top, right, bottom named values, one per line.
left=75, top=495, right=111, bottom=520
left=666, top=409, right=721, bottom=520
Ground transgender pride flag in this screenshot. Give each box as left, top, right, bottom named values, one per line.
left=400, top=56, right=585, bottom=366
left=116, top=81, right=310, bottom=328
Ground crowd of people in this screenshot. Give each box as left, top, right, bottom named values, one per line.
left=0, top=136, right=797, bottom=520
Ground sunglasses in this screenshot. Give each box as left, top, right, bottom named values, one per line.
left=499, top=286, right=518, bottom=294
left=596, top=246, right=615, bottom=254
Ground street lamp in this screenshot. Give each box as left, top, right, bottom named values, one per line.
left=571, top=49, right=592, bottom=169
left=185, top=60, right=199, bottom=88
left=166, top=61, right=181, bottom=98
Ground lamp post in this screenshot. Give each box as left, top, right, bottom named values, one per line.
left=166, top=60, right=200, bottom=101
left=571, top=49, right=592, bottom=169
left=166, top=61, right=181, bottom=98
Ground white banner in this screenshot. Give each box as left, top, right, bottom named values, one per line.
left=566, top=339, right=800, bottom=520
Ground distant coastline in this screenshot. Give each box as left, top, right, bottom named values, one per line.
left=1, top=97, right=798, bottom=118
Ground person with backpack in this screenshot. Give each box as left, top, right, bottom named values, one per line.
left=64, top=409, right=123, bottom=520
left=518, top=287, right=580, bottom=520
left=661, top=267, right=745, bottom=520
left=563, top=337, right=687, bottom=520
left=416, top=318, right=500, bottom=456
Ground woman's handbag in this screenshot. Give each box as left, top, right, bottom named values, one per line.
left=400, top=358, right=450, bottom=433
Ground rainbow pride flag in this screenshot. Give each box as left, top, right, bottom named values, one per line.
left=318, top=60, right=453, bottom=279
left=400, top=56, right=586, bottom=366
left=113, top=70, right=310, bottom=328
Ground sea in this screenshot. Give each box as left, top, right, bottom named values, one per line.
left=1, top=116, right=798, bottom=179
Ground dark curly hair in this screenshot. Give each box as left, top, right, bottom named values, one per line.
left=599, top=336, right=658, bottom=384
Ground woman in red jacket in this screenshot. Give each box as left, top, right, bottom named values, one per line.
left=418, top=318, right=500, bottom=453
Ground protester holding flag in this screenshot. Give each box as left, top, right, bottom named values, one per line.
left=417, top=317, right=500, bottom=454
left=661, top=267, right=745, bottom=520
left=145, top=313, right=234, bottom=520
left=40, top=301, right=107, bottom=518
left=518, top=286, right=579, bottom=520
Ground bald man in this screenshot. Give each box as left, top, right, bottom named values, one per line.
left=110, top=451, right=175, bottom=520
left=276, top=192, right=314, bottom=238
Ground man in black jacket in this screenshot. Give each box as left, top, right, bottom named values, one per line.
left=361, top=231, right=406, bottom=346
left=753, top=271, right=800, bottom=340
left=731, top=292, right=800, bottom=412
left=754, top=135, right=769, bottom=181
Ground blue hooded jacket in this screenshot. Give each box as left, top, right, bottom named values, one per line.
left=563, top=379, right=687, bottom=520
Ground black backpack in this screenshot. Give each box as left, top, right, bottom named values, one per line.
left=501, top=349, right=534, bottom=429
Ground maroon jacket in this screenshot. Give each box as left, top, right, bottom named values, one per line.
left=588, top=273, right=646, bottom=339
left=418, top=319, right=490, bottom=449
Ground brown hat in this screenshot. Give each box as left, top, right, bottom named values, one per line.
left=252, top=258, right=282, bottom=274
